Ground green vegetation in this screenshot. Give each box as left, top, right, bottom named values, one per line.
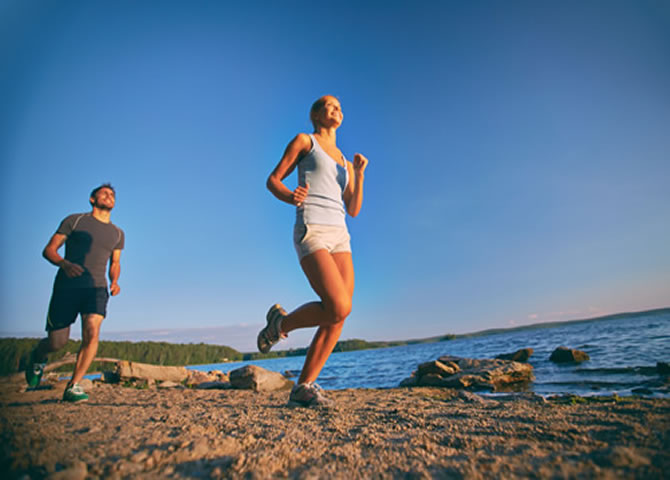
left=0, top=338, right=242, bottom=376
left=0, top=334, right=459, bottom=374
left=241, top=338, right=385, bottom=360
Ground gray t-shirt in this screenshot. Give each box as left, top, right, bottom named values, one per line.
left=54, top=213, right=125, bottom=288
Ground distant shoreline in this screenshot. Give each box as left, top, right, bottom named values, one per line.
left=252, top=306, right=670, bottom=357
left=424, top=306, right=670, bottom=342
left=1, top=307, right=668, bottom=371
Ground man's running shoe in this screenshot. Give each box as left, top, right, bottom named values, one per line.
left=287, top=382, right=334, bottom=408
left=62, top=383, right=89, bottom=403
left=257, top=304, right=287, bottom=353
left=25, top=356, right=46, bottom=388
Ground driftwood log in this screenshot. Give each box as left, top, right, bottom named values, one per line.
left=4, top=353, right=122, bottom=383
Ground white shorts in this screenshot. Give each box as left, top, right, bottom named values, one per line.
left=293, top=224, right=351, bottom=261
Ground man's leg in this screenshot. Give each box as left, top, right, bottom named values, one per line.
left=68, top=314, right=104, bottom=387
left=25, top=327, right=71, bottom=388
left=32, top=327, right=71, bottom=362
left=26, top=286, right=77, bottom=388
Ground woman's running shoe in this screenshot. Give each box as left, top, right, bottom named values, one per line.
left=287, top=382, right=334, bottom=407
left=257, top=304, right=287, bottom=353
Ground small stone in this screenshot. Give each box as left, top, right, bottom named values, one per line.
left=130, top=451, right=148, bottom=463
left=102, top=371, right=120, bottom=383
left=190, top=438, right=209, bottom=457
left=456, top=391, right=489, bottom=404
left=186, top=370, right=218, bottom=386
left=594, top=446, right=651, bottom=468
left=78, top=379, right=94, bottom=390
left=157, top=381, right=180, bottom=388
left=47, top=460, right=87, bottom=480
left=496, top=348, right=534, bottom=362
left=549, top=346, right=590, bottom=363
left=229, top=365, right=293, bottom=391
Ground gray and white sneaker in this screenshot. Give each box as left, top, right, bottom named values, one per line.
left=257, top=304, right=287, bottom=354
left=287, top=382, right=334, bottom=408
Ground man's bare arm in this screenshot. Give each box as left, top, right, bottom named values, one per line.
left=42, top=233, right=83, bottom=278
left=109, top=249, right=122, bottom=296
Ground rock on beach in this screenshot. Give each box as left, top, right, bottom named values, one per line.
left=400, top=355, right=534, bottom=391
left=550, top=346, right=590, bottom=363
left=229, top=365, right=294, bottom=392
left=496, top=348, right=534, bottom=362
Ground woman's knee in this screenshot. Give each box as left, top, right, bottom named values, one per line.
left=324, top=296, right=352, bottom=324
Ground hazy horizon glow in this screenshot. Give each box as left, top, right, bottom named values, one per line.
left=1, top=1, right=669, bottom=352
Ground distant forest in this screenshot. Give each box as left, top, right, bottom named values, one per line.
left=0, top=338, right=242, bottom=376
left=0, top=336, right=459, bottom=376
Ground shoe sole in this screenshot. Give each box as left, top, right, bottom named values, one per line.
left=63, top=397, right=89, bottom=403
left=257, top=304, right=284, bottom=353
left=286, top=400, right=333, bottom=408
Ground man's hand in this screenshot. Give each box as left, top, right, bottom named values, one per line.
left=109, top=283, right=121, bottom=296
left=60, top=260, right=84, bottom=278
left=353, top=153, right=369, bottom=175
left=293, top=183, right=309, bottom=206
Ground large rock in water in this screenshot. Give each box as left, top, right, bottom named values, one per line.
left=400, top=356, right=534, bottom=392
left=229, top=365, right=294, bottom=392
left=496, top=348, right=534, bottom=362
left=549, top=346, right=590, bottom=363
left=116, top=361, right=189, bottom=383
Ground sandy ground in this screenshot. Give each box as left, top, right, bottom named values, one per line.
left=1, top=379, right=669, bottom=479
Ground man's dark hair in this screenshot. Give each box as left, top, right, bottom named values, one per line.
left=90, top=183, right=115, bottom=205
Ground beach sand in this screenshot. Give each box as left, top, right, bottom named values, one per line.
left=1, top=379, right=668, bottom=479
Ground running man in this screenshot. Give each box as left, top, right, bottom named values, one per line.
left=259, top=95, right=368, bottom=407
left=25, top=183, right=125, bottom=402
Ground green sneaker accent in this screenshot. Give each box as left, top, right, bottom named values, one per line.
left=25, top=359, right=46, bottom=388
left=63, top=383, right=89, bottom=402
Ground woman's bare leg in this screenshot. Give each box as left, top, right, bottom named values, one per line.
left=281, top=250, right=354, bottom=385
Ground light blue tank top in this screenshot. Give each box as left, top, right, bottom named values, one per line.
left=296, top=134, right=349, bottom=226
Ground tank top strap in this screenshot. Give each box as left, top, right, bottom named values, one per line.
left=307, top=133, right=318, bottom=151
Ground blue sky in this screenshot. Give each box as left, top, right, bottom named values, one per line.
left=1, top=1, right=669, bottom=352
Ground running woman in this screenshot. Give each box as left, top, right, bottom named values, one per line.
left=259, top=95, right=368, bottom=407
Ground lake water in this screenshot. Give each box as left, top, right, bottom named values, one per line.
left=190, top=310, right=670, bottom=397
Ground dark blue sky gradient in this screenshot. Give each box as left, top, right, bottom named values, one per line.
left=1, top=1, right=668, bottom=350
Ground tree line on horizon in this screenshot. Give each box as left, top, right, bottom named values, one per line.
left=0, top=338, right=242, bottom=376
left=0, top=334, right=459, bottom=376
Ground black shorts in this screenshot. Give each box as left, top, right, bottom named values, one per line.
left=46, top=287, right=109, bottom=331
